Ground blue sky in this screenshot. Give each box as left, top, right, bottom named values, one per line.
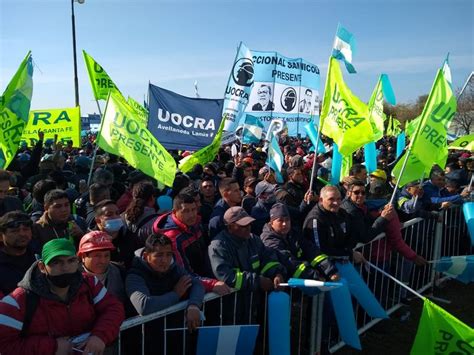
left=1, top=0, right=473, bottom=115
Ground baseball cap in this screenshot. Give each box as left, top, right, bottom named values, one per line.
left=370, top=169, right=387, bottom=181
left=42, top=239, right=77, bottom=265
left=269, top=203, right=290, bottom=221
left=77, top=231, right=115, bottom=257
left=224, top=207, right=255, bottom=226
left=255, top=181, right=276, bottom=197
left=244, top=176, right=259, bottom=188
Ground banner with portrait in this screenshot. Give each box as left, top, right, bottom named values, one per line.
left=245, top=52, right=321, bottom=137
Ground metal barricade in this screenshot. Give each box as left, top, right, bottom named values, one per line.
left=117, top=206, right=468, bottom=354
left=118, top=288, right=325, bottom=355
left=326, top=205, right=469, bottom=353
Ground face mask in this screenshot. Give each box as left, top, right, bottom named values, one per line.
left=46, top=271, right=79, bottom=288
left=104, top=218, right=124, bottom=232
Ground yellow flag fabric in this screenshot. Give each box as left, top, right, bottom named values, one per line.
left=449, top=134, right=474, bottom=151
left=411, top=298, right=474, bottom=355
left=127, top=96, right=148, bottom=124
left=321, top=57, right=373, bottom=156
left=405, top=116, right=421, bottom=137
left=83, top=50, right=121, bottom=101
left=21, top=107, right=81, bottom=147
left=386, top=115, right=402, bottom=137
left=393, top=61, right=456, bottom=186
left=97, top=92, right=176, bottom=186
left=178, top=114, right=226, bottom=173
left=367, top=76, right=386, bottom=141
left=0, top=51, right=34, bottom=168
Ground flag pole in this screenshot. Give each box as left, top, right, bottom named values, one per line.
left=87, top=99, right=104, bottom=186
left=309, top=114, right=323, bottom=194
left=366, top=262, right=425, bottom=300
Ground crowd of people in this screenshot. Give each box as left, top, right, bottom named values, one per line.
left=0, top=131, right=472, bottom=354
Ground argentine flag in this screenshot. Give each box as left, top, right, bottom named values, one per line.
left=332, top=23, right=357, bottom=74
left=196, top=325, right=259, bottom=355
left=242, top=114, right=264, bottom=144
left=304, top=122, right=327, bottom=154
left=266, top=134, right=284, bottom=183
left=434, top=255, right=474, bottom=284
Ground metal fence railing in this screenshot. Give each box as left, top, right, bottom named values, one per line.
left=117, top=206, right=469, bottom=355
left=326, top=205, right=470, bottom=353
left=118, top=287, right=325, bottom=355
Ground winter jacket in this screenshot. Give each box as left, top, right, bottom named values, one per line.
left=209, top=229, right=286, bottom=291
left=0, top=196, right=23, bottom=216
left=302, top=204, right=357, bottom=258
left=208, top=198, right=230, bottom=239
left=32, top=212, right=87, bottom=248
left=340, top=198, right=388, bottom=243
left=153, top=212, right=217, bottom=292
left=422, top=181, right=463, bottom=206
left=0, top=246, right=37, bottom=297
left=126, top=249, right=204, bottom=316
left=124, top=207, right=158, bottom=246
left=260, top=223, right=322, bottom=280
left=250, top=200, right=273, bottom=236
left=0, top=261, right=125, bottom=355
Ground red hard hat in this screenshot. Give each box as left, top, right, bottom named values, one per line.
left=78, top=231, right=115, bottom=257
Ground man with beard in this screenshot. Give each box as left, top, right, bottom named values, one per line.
left=0, top=211, right=37, bottom=297
left=0, top=238, right=124, bottom=355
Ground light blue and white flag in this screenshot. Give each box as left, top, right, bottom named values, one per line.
left=222, top=42, right=254, bottom=133
left=304, top=121, right=326, bottom=154
left=332, top=23, right=357, bottom=74
left=281, top=278, right=343, bottom=292
left=196, top=325, right=259, bottom=355
left=242, top=114, right=264, bottom=144
left=266, top=134, right=284, bottom=184
left=434, top=255, right=474, bottom=284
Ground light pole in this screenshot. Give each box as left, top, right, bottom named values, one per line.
left=71, top=0, right=84, bottom=108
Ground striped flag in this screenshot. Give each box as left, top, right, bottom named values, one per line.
left=241, top=114, right=264, bottom=144
left=266, top=133, right=284, bottom=183
left=196, top=325, right=259, bottom=355
left=434, top=255, right=473, bottom=284
left=332, top=23, right=357, bottom=74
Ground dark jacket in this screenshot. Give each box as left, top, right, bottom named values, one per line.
left=126, top=248, right=204, bottom=316
left=32, top=212, right=87, bottom=248
left=208, top=198, right=230, bottom=240
left=260, top=223, right=321, bottom=280
left=302, top=204, right=358, bottom=258
left=153, top=212, right=217, bottom=292
left=0, top=261, right=125, bottom=355
left=340, top=198, right=388, bottom=243
left=0, top=246, right=37, bottom=297
left=0, top=196, right=23, bottom=217
left=209, top=229, right=286, bottom=291
left=250, top=200, right=273, bottom=236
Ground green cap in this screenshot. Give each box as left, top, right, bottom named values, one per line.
left=42, top=238, right=76, bottom=265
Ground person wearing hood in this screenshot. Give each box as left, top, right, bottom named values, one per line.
left=251, top=181, right=278, bottom=236
left=92, top=199, right=136, bottom=269
left=0, top=238, right=124, bottom=355
left=153, top=193, right=231, bottom=296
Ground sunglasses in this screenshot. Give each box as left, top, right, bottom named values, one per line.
left=351, top=190, right=366, bottom=196
left=4, top=219, right=33, bottom=229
